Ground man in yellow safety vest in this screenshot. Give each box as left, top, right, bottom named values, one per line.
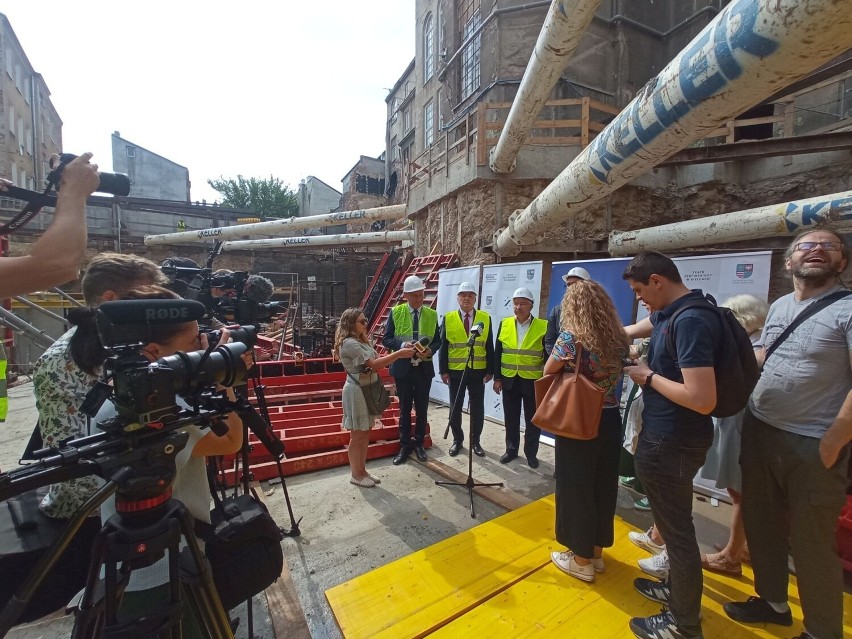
left=493, top=287, right=547, bottom=468
left=439, top=281, right=494, bottom=458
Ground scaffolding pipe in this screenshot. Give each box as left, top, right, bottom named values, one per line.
left=13, top=296, right=69, bottom=327
left=51, top=287, right=83, bottom=307
left=609, top=191, right=852, bottom=256
left=492, top=0, right=852, bottom=257
left=489, top=0, right=601, bottom=174
left=0, top=308, right=56, bottom=350
left=144, top=205, right=408, bottom=246
left=221, top=230, right=415, bottom=251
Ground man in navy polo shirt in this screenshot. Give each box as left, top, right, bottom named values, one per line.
left=621, top=252, right=720, bottom=639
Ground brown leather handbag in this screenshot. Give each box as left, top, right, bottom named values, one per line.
left=533, top=343, right=605, bottom=439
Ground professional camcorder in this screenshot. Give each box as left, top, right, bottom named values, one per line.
left=84, top=299, right=258, bottom=425
left=49, top=153, right=131, bottom=197
left=159, top=263, right=286, bottom=326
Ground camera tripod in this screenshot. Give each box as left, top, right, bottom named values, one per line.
left=0, top=430, right=233, bottom=639
left=436, top=340, right=502, bottom=518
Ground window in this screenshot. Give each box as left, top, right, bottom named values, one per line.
left=424, top=101, right=434, bottom=147
left=423, top=13, right=434, bottom=83
left=4, top=48, right=12, bottom=76
left=126, top=146, right=136, bottom=158
left=391, top=135, right=400, bottom=160
left=19, top=168, right=26, bottom=188
left=8, top=105, right=14, bottom=136
left=24, top=76, right=31, bottom=104
left=458, top=0, right=482, bottom=100
left=403, top=107, right=412, bottom=133
left=10, top=164, right=16, bottom=186
left=25, top=128, right=32, bottom=154
left=17, top=116, right=24, bottom=142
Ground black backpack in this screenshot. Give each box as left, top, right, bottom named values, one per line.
left=664, top=294, right=759, bottom=418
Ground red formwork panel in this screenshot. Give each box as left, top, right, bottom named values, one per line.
left=235, top=359, right=431, bottom=485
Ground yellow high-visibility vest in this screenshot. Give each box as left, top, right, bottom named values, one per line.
left=498, top=316, right=547, bottom=380
left=445, top=310, right=489, bottom=371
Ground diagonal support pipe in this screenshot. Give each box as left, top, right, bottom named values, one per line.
left=493, top=0, right=852, bottom=257
left=489, top=0, right=601, bottom=174
left=144, top=205, right=407, bottom=246
left=221, top=230, right=415, bottom=251
left=608, top=191, right=852, bottom=256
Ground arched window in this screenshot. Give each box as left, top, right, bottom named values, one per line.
left=423, top=13, right=434, bottom=83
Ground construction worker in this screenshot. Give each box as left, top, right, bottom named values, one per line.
left=439, top=281, right=494, bottom=458
left=383, top=275, right=441, bottom=465
left=545, top=266, right=591, bottom=354
left=493, top=287, right=547, bottom=468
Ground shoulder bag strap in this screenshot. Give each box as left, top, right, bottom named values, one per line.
left=764, top=290, right=852, bottom=362
left=572, top=342, right=584, bottom=381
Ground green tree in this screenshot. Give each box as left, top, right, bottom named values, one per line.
left=207, top=175, right=299, bottom=219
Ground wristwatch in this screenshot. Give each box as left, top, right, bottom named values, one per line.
left=644, top=372, right=656, bottom=388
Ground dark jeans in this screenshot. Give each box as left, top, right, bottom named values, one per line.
left=741, top=409, right=849, bottom=639
left=395, top=367, right=432, bottom=448
left=448, top=371, right=486, bottom=445
left=502, top=376, right=540, bottom=459
left=635, top=428, right=712, bottom=637
left=554, top=408, right=622, bottom=558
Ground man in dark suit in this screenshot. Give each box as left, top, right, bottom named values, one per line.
left=439, top=281, right=495, bottom=458
left=382, top=275, right=441, bottom=465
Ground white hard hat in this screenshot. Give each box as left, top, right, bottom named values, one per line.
left=562, top=266, right=591, bottom=283
left=403, top=275, right=425, bottom=293
left=512, top=287, right=535, bottom=303
left=457, top=281, right=477, bottom=294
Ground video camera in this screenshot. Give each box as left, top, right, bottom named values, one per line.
left=85, top=299, right=258, bottom=426
left=159, top=263, right=286, bottom=326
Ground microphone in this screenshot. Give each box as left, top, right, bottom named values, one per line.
left=96, top=299, right=207, bottom=348
left=243, top=274, right=275, bottom=303
left=97, top=299, right=207, bottom=325
left=466, top=322, right=484, bottom=347
left=410, top=336, right=431, bottom=366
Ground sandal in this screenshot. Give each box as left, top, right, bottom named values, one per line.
left=350, top=476, right=376, bottom=488
left=701, top=551, right=742, bottom=576
left=367, top=474, right=382, bottom=485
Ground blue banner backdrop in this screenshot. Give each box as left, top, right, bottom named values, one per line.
left=549, top=258, right=635, bottom=325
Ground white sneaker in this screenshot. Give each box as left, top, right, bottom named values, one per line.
left=550, top=551, right=595, bottom=582
left=628, top=527, right=666, bottom=555
left=638, top=549, right=669, bottom=579
left=591, top=556, right=606, bottom=573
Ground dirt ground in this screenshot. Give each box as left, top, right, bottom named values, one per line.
left=1, top=381, right=737, bottom=638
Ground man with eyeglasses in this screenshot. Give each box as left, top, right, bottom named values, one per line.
left=493, top=287, right=547, bottom=468
left=544, top=266, right=590, bottom=354
left=724, top=230, right=852, bottom=639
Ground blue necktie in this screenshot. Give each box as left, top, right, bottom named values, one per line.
left=413, top=309, right=419, bottom=340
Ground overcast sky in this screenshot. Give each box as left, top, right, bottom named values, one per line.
left=5, top=2, right=414, bottom=203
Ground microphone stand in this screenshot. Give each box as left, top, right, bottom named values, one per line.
left=435, top=335, right=503, bottom=518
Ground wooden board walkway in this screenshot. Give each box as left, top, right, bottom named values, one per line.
left=326, top=495, right=852, bottom=638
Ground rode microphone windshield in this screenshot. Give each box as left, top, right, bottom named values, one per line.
left=97, top=299, right=207, bottom=347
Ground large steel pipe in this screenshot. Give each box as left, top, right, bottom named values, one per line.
left=144, top=205, right=407, bottom=246
left=489, top=0, right=601, bottom=174
left=221, top=230, right=415, bottom=251
left=493, top=0, right=852, bottom=256
left=609, top=191, right=852, bottom=256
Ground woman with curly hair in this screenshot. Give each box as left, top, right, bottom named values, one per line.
left=334, top=308, right=414, bottom=487
left=545, top=280, right=630, bottom=582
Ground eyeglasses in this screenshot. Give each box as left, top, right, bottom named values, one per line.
left=357, top=318, right=368, bottom=325
left=794, top=241, right=843, bottom=252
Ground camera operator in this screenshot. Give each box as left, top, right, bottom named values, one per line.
left=34, top=253, right=168, bottom=519
left=0, top=153, right=99, bottom=298
left=73, top=286, right=247, bottom=636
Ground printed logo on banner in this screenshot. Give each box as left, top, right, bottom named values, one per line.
left=485, top=274, right=498, bottom=283
left=503, top=273, right=517, bottom=283
left=736, top=263, right=754, bottom=279
left=526, top=269, right=535, bottom=281
left=486, top=295, right=493, bottom=305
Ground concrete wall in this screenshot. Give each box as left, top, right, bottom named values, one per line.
left=297, top=176, right=341, bottom=217
left=111, top=133, right=190, bottom=202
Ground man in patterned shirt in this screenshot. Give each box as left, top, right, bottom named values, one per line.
left=35, top=253, right=167, bottom=518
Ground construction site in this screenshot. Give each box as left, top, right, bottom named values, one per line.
left=3, top=0, right=852, bottom=637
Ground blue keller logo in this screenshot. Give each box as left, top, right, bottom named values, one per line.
left=526, top=269, right=535, bottom=280
left=736, top=263, right=754, bottom=279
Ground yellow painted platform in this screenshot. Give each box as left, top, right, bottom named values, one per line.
left=326, top=495, right=852, bottom=638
